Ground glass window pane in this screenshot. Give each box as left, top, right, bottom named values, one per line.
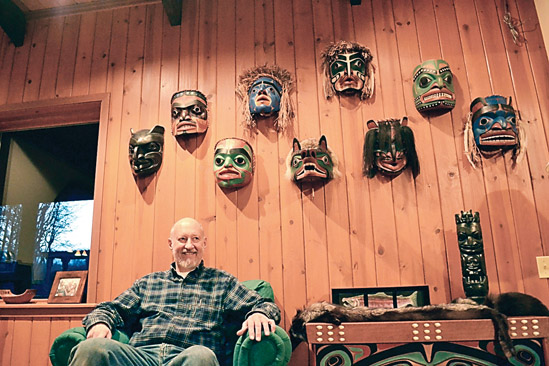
left=0, top=124, right=97, bottom=298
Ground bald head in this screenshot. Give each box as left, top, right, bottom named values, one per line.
left=170, top=217, right=205, bottom=238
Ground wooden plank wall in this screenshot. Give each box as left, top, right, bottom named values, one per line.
left=0, top=309, right=91, bottom=366
left=1, top=0, right=549, bottom=364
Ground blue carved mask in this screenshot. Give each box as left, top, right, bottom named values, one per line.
left=471, top=95, right=518, bottom=152
left=248, top=77, right=282, bottom=117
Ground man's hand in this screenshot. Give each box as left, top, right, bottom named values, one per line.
left=236, top=313, right=276, bottom=342
left=86, top=323, right=112, bottom=339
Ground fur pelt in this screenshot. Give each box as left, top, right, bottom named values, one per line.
left=289, top=301, right=515, bottom=359
left=485, top=292, right=549, bottom=317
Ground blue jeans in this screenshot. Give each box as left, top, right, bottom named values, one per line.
left=68, top=338, right=220, bottom=366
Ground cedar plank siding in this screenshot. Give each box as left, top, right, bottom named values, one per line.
left=1, top=0, right=548, bottom=365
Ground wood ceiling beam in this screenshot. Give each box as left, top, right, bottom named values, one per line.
left=0, top=0, right=26, bottom=47
left=162, top=0, right=181, bottom=26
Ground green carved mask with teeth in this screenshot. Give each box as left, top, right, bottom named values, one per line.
left=412, top=59, right=455, bottom=113
left=213, top=138, right=254, bottom=189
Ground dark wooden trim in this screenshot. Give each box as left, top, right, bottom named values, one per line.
left=0, top=0, right=26, bottom=47
left=0, top=101, right=101, bottom=131
left=162, top=0, right=182, bottom=26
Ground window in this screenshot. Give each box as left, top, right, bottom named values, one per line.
left=0, top=124, right=98, bottom=298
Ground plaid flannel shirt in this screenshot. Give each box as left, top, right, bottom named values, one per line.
left=83, top=262, right=280, bottom=362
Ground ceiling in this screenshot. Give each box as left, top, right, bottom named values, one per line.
left=12, top=0, right=162, bottom=19
left=1, top=0, right=180, bottom=47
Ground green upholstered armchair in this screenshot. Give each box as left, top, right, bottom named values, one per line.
left=49, top=280, right=291, bottom=366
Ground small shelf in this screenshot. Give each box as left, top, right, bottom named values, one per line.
left=0, top=300, right=96, bottom=318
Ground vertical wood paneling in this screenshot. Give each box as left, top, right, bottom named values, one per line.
left=89, top=10, right=112, bottom=94
left=112, top=5, right=146, bottom=295
left=477, top=0, right=542, bottom=297
left=274, top=0, right=305, bottom=325
left=392, top=0, right=429, bottom=289
left=173, top=0, right=197, bottom=234
left=497, top=0, right=549, bottom=303
left=176, top=0, right=199, bottom=253
left=0, top=319, right=14, bottom=366
left=56, top=15, right=80, bottom=98
left=1, top=1, right=548, bottom=365
left=455, top=0, right=523, bottom=295
left=370, top=0, right=403, bottom=286
left=0, top=316, right=84, bottom=366
left=431, top=0, right=492, bottom=299
left=313, top=0, right=354, bottom=291
left=255, top=0, right=281, bottom=289
left=294, top=0, right=331, bottom=305
left=196, top=0, right=218, bottom=273
left=72, top=12, right=97, bottom=95
left=23, top=18, right=49, bottom=101
left=350, top=0, right=380, bottom=290
left=10, top=319, right=32, bottom=366
left=29, top=319, right=52, bottom=366
left=152, top=12, right=178, bottom=272
left=7, top=21, right=34, bottom=104
left=97, top=7, right=129, bottom=300
left=511, top=0, right=549, bottom=304
left=39, top=17, right=63, bottom=99
left=0, top=33, right=15, bottom=105
left=134, top=3, right=163, bottom=280
left=407, top=0, right=451, bottom=304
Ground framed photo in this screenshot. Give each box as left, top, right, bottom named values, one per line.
left=47, top=270, right=88, bottom=304
left=332, top=285, right=430, bottom=309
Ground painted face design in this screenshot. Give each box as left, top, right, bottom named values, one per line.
left=129, top=125, right=165, bottom=177
left=171, top=90, right=208, bottom=136
left=363, top=118, right=419, bottom=178
left=359, top=341, right=510, bottom=366
left=213, top=138, right=254, bottom=189
left=248, top=77, right=282, bottom=117
left=470, top=95, right=518, bottom=153
left=456, top=210, right=488, bottom=302
left=412, top=59, right=455, bottom=112
left=329, top=52, right=366, bottom=95
left=290, top=136, right=334, bottom=183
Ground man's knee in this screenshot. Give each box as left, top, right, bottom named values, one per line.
left=172, top=345, right=219, bottom=366
left=69, top=338, right=120, bottom=364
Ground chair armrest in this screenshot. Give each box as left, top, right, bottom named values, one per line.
left=233, top=326, right=291, bottom=366
left=49, top=327, right=130, bottom=366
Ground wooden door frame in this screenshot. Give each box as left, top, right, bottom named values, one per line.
left=0, top=93, right=110, bottom=303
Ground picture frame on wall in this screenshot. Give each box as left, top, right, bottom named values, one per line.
left=47, top=270, right=88, bottom=304
left=332, top=285, right=430, bottom=309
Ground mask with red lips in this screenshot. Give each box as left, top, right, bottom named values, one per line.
left=288, top=135, right=336, bottom=184
left=470, top=95, right=518, bottom=155
left=412, top=59, right=455, bottom=113
left=213, top=138, right=254, bottom=189
left=171, top=90, right=208, bottom=136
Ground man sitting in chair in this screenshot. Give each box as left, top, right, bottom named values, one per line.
left=69, top=217, right=280, bottom=366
